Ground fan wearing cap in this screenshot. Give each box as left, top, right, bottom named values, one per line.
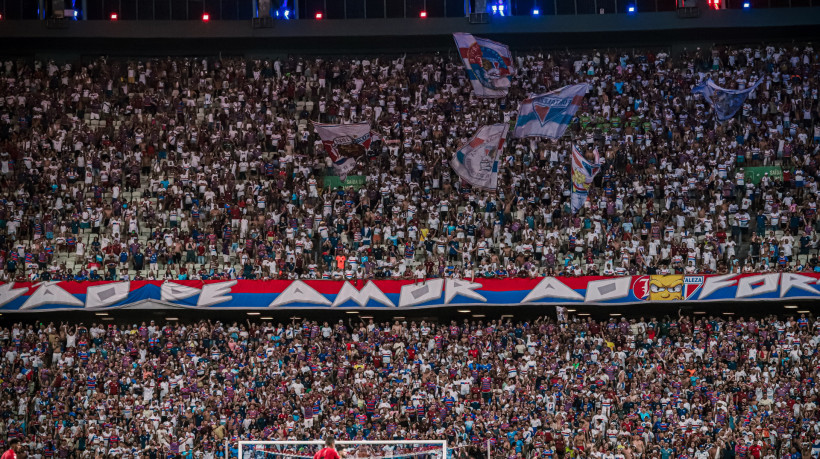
left=314, top=437, right=345, bottom=459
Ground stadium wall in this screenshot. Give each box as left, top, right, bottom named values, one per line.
left=1, top=7, right=819, bottom=54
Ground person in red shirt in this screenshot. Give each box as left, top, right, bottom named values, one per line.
left=314, top=438, right=343, bottom=459
left=1, top=439, right=20, bottom=459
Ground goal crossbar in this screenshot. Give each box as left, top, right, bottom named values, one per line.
left=237, top=440, right=448, bottom=459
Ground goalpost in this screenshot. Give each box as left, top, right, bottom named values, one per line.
left=236, top=440, right=448, bottom=459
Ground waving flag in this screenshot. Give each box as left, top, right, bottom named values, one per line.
left=451, top=124, right=509, bottom=190
left=453, top=33, right=514, bottom=98
left=570, top=145, right=601, bottom=213
left=314, top=122, right=375, bottom=179
left=513, top=83, right=589, bottom=139
left=691, top=77, right=763, bottom=122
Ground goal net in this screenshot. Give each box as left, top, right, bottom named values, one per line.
left=237, top=440, right=448, bottom=459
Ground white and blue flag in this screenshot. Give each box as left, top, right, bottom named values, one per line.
left=453, top=33, right=515, bottom=99
left=692, top=77, right=764, bottom=122
left=513, top=83, right=589, bottom=139
left=451, top=124, right=509, bottom=190
left=570, top=144, right=601, bottom=214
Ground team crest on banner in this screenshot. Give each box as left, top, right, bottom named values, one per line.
left=514, top=84, right=588, bottom=139
left=633, top=275, right=704, bottom=301
left=453, top=33, right=514, bottom=98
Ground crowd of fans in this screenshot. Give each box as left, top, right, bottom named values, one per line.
left=0, top=313, right=818, bottom=458
left=0, top=43, right=818, bottom=283
left=0, top=42, right=819, bottom=459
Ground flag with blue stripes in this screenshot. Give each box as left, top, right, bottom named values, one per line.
left=451, top=124, right=509, bottom=190
left=692, top=77, right=763, bottom=122
left=570, top=144, right=601, bottom=213
left=513, top=83, right=588, bottom=139
left=453, top=33, right=515, bottom=99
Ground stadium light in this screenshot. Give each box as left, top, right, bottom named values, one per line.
left=260, top=316, right=273, bottom=320
left=315, top=12, right=322, bottom=19
left=246, top=312, right=260, bottom=315
left=784, top=305, right=798, bottom=309
left=419, top=10, right=427, bottom=17
left=532, top=8, right=540, bottom=14
left=202, top=13, right=210, bottom=21
left=346, top=310, right=359, bottom=314
left=627, top=4, right=636, bottom=13
left=110, top=12, right=118, bottom=19
left=284, top=9, right=290, bottom=18
left=457, top=309, right=471, bottom=313
left=743, top=1, right=750, bottom=7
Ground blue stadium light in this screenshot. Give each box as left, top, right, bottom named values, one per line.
left=492, top=4, right=498, bottom=13
left=284, top=9, right=290, bottom=18
left=532, top=8, right=540, bottom=14
left=627, top=4, right=636, bottom=13
left=743, top=1, right=750, bottom=7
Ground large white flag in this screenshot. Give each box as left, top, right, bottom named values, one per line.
left=313, top=122, right=375, bottom=179
left=450, top=124, right=509, bottom=190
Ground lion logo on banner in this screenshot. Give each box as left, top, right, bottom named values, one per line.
left=633, top=275, right=704, bottom=301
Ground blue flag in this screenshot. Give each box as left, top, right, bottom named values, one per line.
left=692, top=77, right=763, bottom=122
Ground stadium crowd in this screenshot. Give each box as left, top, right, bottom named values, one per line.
left=0, top=313, right=819, bottom=458
left=0, top=44, right=818, bottom=283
